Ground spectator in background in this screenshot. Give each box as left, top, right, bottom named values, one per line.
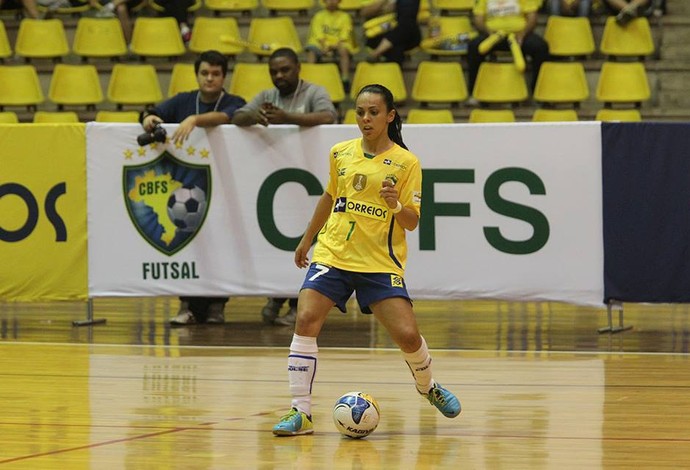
left=232, top=47, right=338, bottom=327
left=90, top=0, right=144, bottom=44
left=1, top=0, right=41, bottom=18
left=467, top=0, right=550, bottom=95
left=150, top=0, right=194, bottom=42
left=305, top=0, right=357, bottom=93
left=548, top=0, right=591, bottom=16
left=139, top=50, right=247, bottom=326
left=602, top=0, right=653, bottom=25
left=360, top=0, right=421, bottom=65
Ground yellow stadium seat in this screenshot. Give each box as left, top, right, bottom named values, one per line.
left=73, top=17, right=128, bottom=60
left=262, top=0, right=314, bottom=14
left=412, top=61, right=468, bottom=106
left=33, top=111, right=80, bottom=123
left=0, top=111, right=19, bottom=123
left=95, top=110, right=141, bottom=122
left=49, top=64, right=103, bottom=110
left=246, top=17, right=303, bottom=57
left=300, top=62, right=346, bottom=104
left=532, top=108, right=579, bottom=122
left=342, top=108, right=356, bottom=124
left=595, top=108, right=642, bottom=122
left=406, top=109, right=454, bottom=124
left=150, top=0, right=202, bottom=13
left=468, top=108, right=516, bottom=123
left=189, top=17, right=244, bottom=57
left=421, top=15, right=475, bottom=58
left=107, top=64, right=163, bottom=109
left=228, top=62, right=273, bottom=102
left=130, top=17, right=186, bottom=59
left=0, top=21, right=12, bottom=61
left=543, top=16, right=595, bottom=58
left=0, top=65, right=44, bottom=111
left=600, top=16, right=654, bottom=59
left=350, top=62, right=407, bottom=103
left=204, top=0, right=258, bottom=15
left=168, top=63, right=198, bottom=98
left=14, top=19, right=69, bottom=61
left=596, top=61, right=650, bottom=106
left=472, top=62, right=528, bottom=105
left=533, top=62, right=589, bottom=105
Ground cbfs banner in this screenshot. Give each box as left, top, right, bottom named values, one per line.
left=87, top=122, right=604, bottom=306
left=0, top=124, right=88, bottom=301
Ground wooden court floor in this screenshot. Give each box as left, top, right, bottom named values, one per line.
left=1, top=297, right=690, bottom=469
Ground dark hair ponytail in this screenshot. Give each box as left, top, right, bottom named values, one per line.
left=356, top=84, right=408, bottom=150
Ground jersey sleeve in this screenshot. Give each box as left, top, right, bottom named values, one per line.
left=324, top=143, right=340, bottom=198
left=401, top=155, right=422, bottom=217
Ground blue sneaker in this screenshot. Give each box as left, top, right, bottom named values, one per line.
left=273, top=408, right=314, bottom=436
left=424, top=383, right=461, bottom=418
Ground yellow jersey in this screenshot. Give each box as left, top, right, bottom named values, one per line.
left=306, top=9, right=357, bottom=53
left=312, top=138, right=422, bottom=277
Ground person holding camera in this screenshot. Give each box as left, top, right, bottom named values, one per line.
left=139, top=50, right=246, bottom=326
left=232, top=47, right=337, bottom=326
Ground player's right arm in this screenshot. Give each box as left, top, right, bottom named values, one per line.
left=295, top=192, right=334, bottom=268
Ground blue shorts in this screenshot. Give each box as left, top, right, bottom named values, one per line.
left=300, top=263, right=411, bottom=314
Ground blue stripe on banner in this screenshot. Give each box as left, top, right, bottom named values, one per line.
left=603, top=122, right=690, bottom=303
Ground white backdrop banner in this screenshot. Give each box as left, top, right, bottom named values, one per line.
left=87, top=122, right=603, bottom=305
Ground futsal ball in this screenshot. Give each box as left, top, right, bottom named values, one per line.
left=333, top=391, right=380, bottom=439
left=167, top=185, right=207, bottom=232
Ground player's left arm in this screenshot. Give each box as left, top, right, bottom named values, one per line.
left=381, top=164, right=421, bottom=231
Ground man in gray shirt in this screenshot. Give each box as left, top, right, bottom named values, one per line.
left=232, top=47, right=337, bottom=326
left=232, top=47, right=338, bottom=127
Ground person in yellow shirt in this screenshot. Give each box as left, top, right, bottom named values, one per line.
left=467, top=0, right=550, bottom=95
left=305, top=0, right=357, bottom=92
left=271, top=83, right=461, bottom=436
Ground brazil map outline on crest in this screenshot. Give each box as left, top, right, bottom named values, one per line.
left=127, top=170, right=182, bottom=246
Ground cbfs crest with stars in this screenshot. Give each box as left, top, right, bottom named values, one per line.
left=86, top=122, right=220, bottom=295
left=123, top=146, right=211, bottom=256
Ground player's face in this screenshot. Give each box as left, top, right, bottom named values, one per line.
left=355, top=92, right=395, bottom=141
left=196, top=62, right=225, bottom=96
left=324, top=0, right=340, bottom=10
left=269, top=56, right=300, bottom=96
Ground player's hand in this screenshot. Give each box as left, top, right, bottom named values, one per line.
left=294, top=238, right=311, bottom=268
left=380, top=179, right=399, bottom=209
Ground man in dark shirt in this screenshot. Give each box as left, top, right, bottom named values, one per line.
left=140, top=50, right=246, bottom=326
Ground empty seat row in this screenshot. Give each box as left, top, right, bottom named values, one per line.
left=341, top=107, right=642, bottom=124
left=0, top=58, right=651, bottom=115
left=0, top=106, right=642, bottom=124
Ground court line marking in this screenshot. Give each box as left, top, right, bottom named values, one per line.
left=0, top=341, right=689, bottom=357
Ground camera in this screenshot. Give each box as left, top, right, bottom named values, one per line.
left=137, top=123, right=167, bottom=146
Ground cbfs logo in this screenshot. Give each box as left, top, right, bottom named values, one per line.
left=123, top=151, right=211, bottom=256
